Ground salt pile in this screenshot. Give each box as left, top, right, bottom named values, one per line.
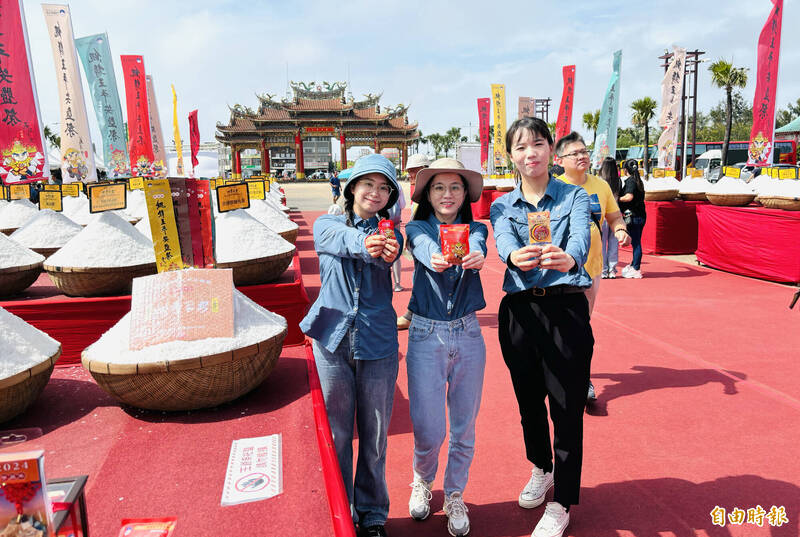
left=10, top=209, right=82, bottom=249
left=214, top=209, right=294, bottom=263
left=0, top=232, right=44, bottom=269
left=679, top=177, right=712, bottom=193
left=134, top=213, right=152, bottom=240
left=0, top=199, right=39, bottom=230
left=707, top=177, right=755, bottom=194
left=83, top=289, right=287, bottom=364
left=62, top=193, right=91, bottom=225
left=644, top=177, right=681, bottom=191
left=125, top=189, right=148, bottom=219
left=0, top=199, right=8, bottom=211
left=243, top=200, right=298, bottom=235
left=45, top=211, right=156, bottom=268
left=757, top=179, right=800, bottom=198
left=0, top=306, right=60, bottom=379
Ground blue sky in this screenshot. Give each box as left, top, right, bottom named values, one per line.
left=21, top=0, right=800, bottom=150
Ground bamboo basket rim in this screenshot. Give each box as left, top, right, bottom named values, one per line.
left=43, top=261, right=157, bottom=273
left=0, top=347, right=61, bottom=390
left=81, top=329, right=287, bottom=376
left=1, top=227, right=20, bottom=235
left=0, top=261, right=43, bottom=274
left=214, top=249, right=295, bottom=268
left=705, top=192, right=757, bottom=205
left=756, top=195, right=800, bottom=202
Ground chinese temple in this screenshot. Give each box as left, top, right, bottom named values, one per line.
left=215, top=81, right=419, bottom=179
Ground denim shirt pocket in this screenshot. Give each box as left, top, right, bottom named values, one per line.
left=509, top=216, right=530, bottom=244
left=408, top=318, right=434, bottom=342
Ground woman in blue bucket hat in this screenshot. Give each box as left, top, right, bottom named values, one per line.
left=300, top=153, right=403, bottom=537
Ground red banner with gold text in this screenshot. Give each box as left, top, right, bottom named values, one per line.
left=747, top=0, right=783, bottom=166
left=477, top=98, right=490, bottom=172
left=121, top=55, right=154, bottom=176
left=555, top=65, right=576, bottom=141
left=0, top=0, right=49, bottom=184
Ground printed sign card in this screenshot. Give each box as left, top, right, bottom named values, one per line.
left=87, top=182, right=127, bottom=213
left=247, top=180, right=265, bottom=200
left=61, top=183, right=80, bottom=197
left=39, top=190, right=63, bottom=212
left=216, top=183, right=250, bottom=212
left=9, top=184, right=31, bottom=200
left=221, top=434, right=283, bottom=506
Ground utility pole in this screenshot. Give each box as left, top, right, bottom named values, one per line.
left=534, top=98, right=551, bottom=123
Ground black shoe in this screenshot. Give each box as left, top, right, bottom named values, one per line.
left=359, top=525, right=387, bottom=537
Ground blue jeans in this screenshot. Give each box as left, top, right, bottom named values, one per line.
left=313, top=335, right=399, bottom=527
left=600, top=221, right=618, bottom=275
left=628, top=216, right=646, bottom=270
left=406, top=312, right=486, bottom=496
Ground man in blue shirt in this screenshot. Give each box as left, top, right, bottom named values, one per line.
left=330, top=171, right=341, bottom=203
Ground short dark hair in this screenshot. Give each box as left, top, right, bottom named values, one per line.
left=554, top=131, right=586, bottom=157
left=505, top=117, right=553, bottom=155
left=413, top=175, right=474, bottom=223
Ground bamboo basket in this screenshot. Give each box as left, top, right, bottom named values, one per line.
left=0, top=262, right=43, bottom=298
left=0, top=347, right=59, bottom=423
left=43, top=263, right=157, bottom=297
left=679, top=192, right=707, bottom=201
left=644, top=190, right=679, bottom=201
left=278, top=228, right=298, bottom=245
left=82, top=329, right=286, bottom=411
left=705, top=193, right=757, bottom=207
left=215, top=250, right=294, bottom=286
left=30, top=246, right=61, bottom=258
left=1, top=227, right=19, bottom=236
left=756, top=196, right=800, bottom=211
left=482, top=184, right=497, bottom=191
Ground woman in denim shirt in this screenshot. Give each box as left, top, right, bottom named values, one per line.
left=300, top=154, right=403, bottom=537
left=490, top=117, right=593, bottom=537
left=404, top=158, right=487, bottom=537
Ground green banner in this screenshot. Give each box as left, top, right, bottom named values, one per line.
left=592, top=50, right=622, bottom=168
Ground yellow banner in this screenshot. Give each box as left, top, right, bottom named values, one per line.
left=690, top=168, right=704, bottom=178
left=216, top=183, right=250, bottom=212
left=39, top=190, right=63, bottom=211
left=778, top=167, right=798, bottom=180
left=143, top=178, right=184, bottom=272
left=88, top=182, right=127, bottom=213
left=9, top=184, right=31, bottom=200
left=129, top=176, right=145, bottom=190
left=491, top=84, right=507, bottom=170
left=209, top=179, right=217, bottom=190
left=247, top=180, right=266, bottom=200
left=61, top=183, right=80, bottom=197
left=723, top=166, right=741, bottom=179
left=172, top=85, right=184, bottom=176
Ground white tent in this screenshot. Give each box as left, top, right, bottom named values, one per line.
left=47, top=145, right=106, bottom=172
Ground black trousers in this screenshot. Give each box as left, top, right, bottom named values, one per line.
left=498, top=290, right=594, bottom=507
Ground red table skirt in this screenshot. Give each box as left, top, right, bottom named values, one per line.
left=641, top=200, right=705, bottom=255
left=696, top=204, right=800, bottom=283
left=471, top=189, right=509, bottom=220
left=0, top=252, right=310, bottom=366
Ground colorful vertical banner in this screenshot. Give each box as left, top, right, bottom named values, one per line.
left=172, top=85, right=184, bottom=176
left=143, top=177, right=183, bottom=272
left=121, top=55, right=154, bottom=177
left=657, top=46, right=686, bottom=169
left=0, top=0, right=49, bottom=184
left=75, top=32, right=129, bottom=179
left=146, top=75, right=167, bottom=176
left=555, top=65, right=576, bottom=141
left=477, top=98, right=490, bottom=172
left=491, top=84, right=506, bottom=169
left=518, top=96, right=535, bottom=119
left=189, top=109, right=199, bottom=173
left=43, top=4, right=97, bottom=183
left=748, top=0, right=783, bottom=166
left=592, top=50, right=622, bottom=168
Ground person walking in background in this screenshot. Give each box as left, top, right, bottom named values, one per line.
left=397, top=153, right=432, bottom=330
left=619, top=159, right=647, bottom=279
left=404, top=158, right=487, bottom=537
left=330, top=171, right=341, bottom=204
left=597, top=157, right=622, bottom=279
left=300, top=154, right=403, bottom=537
left=491, top=117, right=593, bottom=537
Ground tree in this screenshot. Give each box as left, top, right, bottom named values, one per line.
left=630, top=97, right=658, bottom=177
left=427, top=133, right=445, bottom=158
left=43, top=125, right=60, bottom=149
left=776, top=98, right=800, bottom=128
left=582, top=109, right=600, bottom=148
left=709, top=59, right=748, bottom=167
left=444, top=127, right=461, bottom=157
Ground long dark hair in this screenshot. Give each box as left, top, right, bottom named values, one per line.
left=598, top=157, right=622, bottom=196
left=413, top=175, right=474, bottom=223
left=505, top=117, right=554, bottom=182
left=344, top=179, right=390, bottom=227
left=623, top=159, right=644, bottom=193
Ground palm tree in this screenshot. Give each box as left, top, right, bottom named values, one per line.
left=582, top=109, right=600, bottom=148
left=43, top=125, right=60, bottom=149
left=630, top=97, right=658, bottom=177
left=709, top=60, right=748, bottom=167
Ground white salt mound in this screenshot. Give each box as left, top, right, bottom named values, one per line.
left=758, top=179, right=800, bottom=198
left=125, top=189, right=148, bottom=219
left=644, top=177, right=681, bottom=191
left=679, top=177, right=712, bottom=194
left=0, top=199, right=8, bottom=210
left=0, top=306, right=60, bottom=380
left=243, top=200, right=298, bottom=234
left=708, top=177, right=755, bottom=194
left=83, top=289, right=287, bottom=364
left=45, top=211, right=156, bottom=268
left=134, top=213, right=152, bottom=240
left=0, top=199, right=38, bottom=230
left=0, top=232, right=44, bottom=269
left=10, top=209, right=82, bottom=249
left=214, top=209, right=294, bottom=263
left=62, top=193, right=90, bottom=225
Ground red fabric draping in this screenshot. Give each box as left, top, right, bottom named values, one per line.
left=471, top=190, right=494, bottom=220
left=696, top=204, right=800, bottom=283
left=0, top=252, right=310, bottom=366
left=641, top=200, right=704, bottom=255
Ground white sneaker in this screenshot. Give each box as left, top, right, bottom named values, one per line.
left=532, top=502, right=570, bottom=537
left=443, top=491, right=470, bottom=536
left=518, top=466, right=554, bottom=509
left=621, top=265, right=632, bottom=276
left=408, top=477, right=432, bottom=520
left=623, top=267, right=642, bottom=279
